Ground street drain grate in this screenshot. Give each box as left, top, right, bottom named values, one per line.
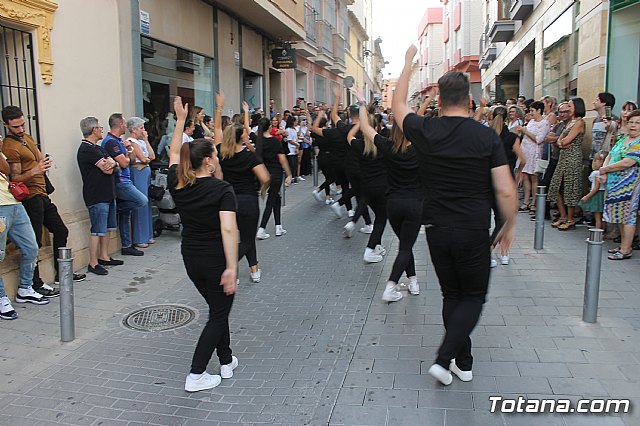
left=122, top=304, right=197, bottom=332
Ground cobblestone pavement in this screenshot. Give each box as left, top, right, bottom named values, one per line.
left=0, top=178, right=638, bottom=426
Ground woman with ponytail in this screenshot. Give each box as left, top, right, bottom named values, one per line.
left=215, top=92, right=271, bottom=283
left=356, top=102, right=424, bottom=303
left=168, top=96, right=240, bottom=393
left=256, top=117, right=293, bottom=239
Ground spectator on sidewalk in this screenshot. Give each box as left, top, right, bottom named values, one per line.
left=591, top=92, right=618, bottom=160
left=393, top=45, right=517, bottom=386
left=126, top=117, right=155, bottom=248
left=102, top=113, right=147, bottom=257
left=77, top=117, right=123, bottom=275
left=0, top=136, right=47, bottom=319
left=541, top=102, right=570, bottom=219
left=2, top=106, right=86, bottom=297
left=601, top=109, right=640, bottom=260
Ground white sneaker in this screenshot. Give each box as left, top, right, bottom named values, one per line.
left=331, top=202, right=346, bottom=218
left=256, top=228, right=270, bottom=240
left=250, top=269, right=261, bottom=283
left=185, top=372, right=221, bottom=392
left=347, top=209, right=355, bottom=218
left=395, top=282, right=408, bottom=292
left=490, top=258, right=498, bottom=268
left=312, top=190, right=324, bottom=202
left=275, top=225, right=287, bottom=236
left=374, top=245, right=386, bottom=256
left=330, top=183, right=337, bottom=194
left=298, top=176, right=306, bottom=181
left=382, top=286, right=403, bottom=303
left=359, top=224, right=373, bottom=234
left=0, top=296, right=17, bottom=320
left=15, top=287, right=50, bottom=305
left=428, top=364, right=452, bottom=386
left=220, top=356, right=238, bottom=379
left=449, top=359, right=473, bottom=382
left=408, top=279, right=420, bottom=295
left=500, top=255, right=510, bottom=265
left=363, top=248, right=383, bottom=263
left=325, top=198, right=334, bottom=205
left=343, top=221, right=356, bottom=238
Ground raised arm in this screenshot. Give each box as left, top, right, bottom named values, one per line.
left=392, top=45, right=418, bottom=132
left=331, top=85, right=342, bottom=126
left=474, top=99, right=488, bottom=122
left=214, top=92, right=224, bottom=146
left=417, top=89, right=435, bottom=117
left=169, top=96, right=188, bottom=167
left=346, top=123, right=361, bottom=144
left=310, top=110, right=326, bottom=136
left=241, top=101, right=255, bottom=153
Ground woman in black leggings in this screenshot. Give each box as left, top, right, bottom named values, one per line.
left=346, top=110, right=388, bottom=264
left=168, top=96, right=239, bottom=392
left=357, top=104, right=423, bottom=303
left=255, top=118, right=292, bottom=239
left=216, top=94, right=271, bottom=283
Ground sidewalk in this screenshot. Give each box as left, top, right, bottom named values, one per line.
left=0, top=178, right=638, bottom=426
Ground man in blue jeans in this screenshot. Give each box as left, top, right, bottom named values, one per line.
left=0, top=140, right=46, bottom=320
left=102, top=113, right=147, bottom=256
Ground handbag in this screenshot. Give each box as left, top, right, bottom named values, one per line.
left=44, top=174, right=55, bottom=195
left=534, top=142, right=551, bottom=174
left=0, top=171, right=30, bottom=201
left=148, top=184, right=165, bottom=201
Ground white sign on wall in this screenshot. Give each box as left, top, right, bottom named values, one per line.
left=140, top=10, right=150, bottom=35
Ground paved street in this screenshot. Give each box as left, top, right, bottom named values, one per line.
left=0, top=178, right=638, bottom=426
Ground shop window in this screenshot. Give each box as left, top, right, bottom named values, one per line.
left=141, top=36, right=213, bottom=155
left=0, top=25, right=40, bottom=145
left=542, top=5, right=576, bottom=102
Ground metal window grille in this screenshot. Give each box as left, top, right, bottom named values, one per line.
left=0, top=24, right=40, bottom=146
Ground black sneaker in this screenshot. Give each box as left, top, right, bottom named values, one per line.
left=54, top=273, right=87, bottom=284
left=121, top=246, right=144, bottom=256
left=98, top=257, right=124, bottom=266
left=35, top=284, right=60, bottom=298
left=88, top=264, right=109, bottom=275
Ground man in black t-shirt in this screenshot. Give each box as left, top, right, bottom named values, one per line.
left=393, top=45, right=517, bottom=386
left=76, top=117, right=122, bottom=275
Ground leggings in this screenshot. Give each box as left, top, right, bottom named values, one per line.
left=288, top=155, right=298, bottom=178
left=387, top=197, right=422, bottom=283
left=236, top=194, right=259, bottom=267
left=183, top=255, right=234, bottom=374
left=363, top=186, right=387, bottom=249
left=260, top=173, right=283, bottom=228
left=333, top=161, right=352, bottom=211
left=317, top=155, right=335, bottom=196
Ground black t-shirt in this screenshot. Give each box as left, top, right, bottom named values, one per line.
left=76, top=140, right=115, bottom=206
left=321, top=127, right=349, bottom=157
left=167, top=165, right=237, bottom=258
left=403, top=113, right=508, bottom=229
left=193, top=124, right=205, bottom=140
left=217, top=146, right=262, bottom=195
left=373, top=134, right=422, bottom=199
left=500, top=126, right=518, bottom=168
left=260, top=136, right=285, bottom=176
left=350, top=138, right=387, bottom=187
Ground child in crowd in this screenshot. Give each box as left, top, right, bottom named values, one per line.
left=579, top=151, right=607, bottom=230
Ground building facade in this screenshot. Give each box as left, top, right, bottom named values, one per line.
left=418, top=8, right=445, bottom=98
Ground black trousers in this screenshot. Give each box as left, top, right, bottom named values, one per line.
left=22, top=194, right=69, bottom=287
left=287, top=155, right=298, bottom=179
left=317, top=155, right=334, bottom=196
left=539, top=157, right=558, bottom=218
left=363, top=186, right=387, bottom=249
left=236, top=194, right=259, bottom=267
left=260, top=173, right=282, bottom=228
left=426, top=227, right=490, bottom=371
left=333, top=161, right=352, bottom=211
left=300, top=148, right=312, bottom=176
left=387, top=198, right=422, bottom=283
left=183, top=255, right=234, bottom=374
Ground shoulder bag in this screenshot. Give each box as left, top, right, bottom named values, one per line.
left=0, top=171, right=30, bottom=201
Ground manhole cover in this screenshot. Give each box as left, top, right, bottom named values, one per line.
left=122, top=304, right=197, bottom=332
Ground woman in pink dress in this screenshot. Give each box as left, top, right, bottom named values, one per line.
left=515, top=101, right=550, bottom=211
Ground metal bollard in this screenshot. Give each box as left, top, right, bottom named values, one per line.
left=583, top=228, right=604, bottom=323
left=312, top=155, right=319, bottom=187
left=534, top=186, right=546, bottom=250
left=58, top=247, right=75, bottom=342
left=281, top=171, right=286, bottom=206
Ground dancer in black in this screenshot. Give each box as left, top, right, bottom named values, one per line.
left=356, top=103, right=424, bottom=302
left=167, top=96, right=239, bottom=392
left=309, top=111, right=336, bottom=205
left=393, top=45, right=517, bottom=386
left=256, top=118, right=292, bottom=240
left=215, top=93, right=271, bottom=283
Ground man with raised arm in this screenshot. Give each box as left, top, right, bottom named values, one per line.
left=392, top=45, right=517, bottom=386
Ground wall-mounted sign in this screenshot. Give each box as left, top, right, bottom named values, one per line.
left=140, top=10, right=150, bottom=36
left=271, top=48, right=297, bottom=69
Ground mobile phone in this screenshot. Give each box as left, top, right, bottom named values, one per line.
left=604, top=106, right=612, bottom=120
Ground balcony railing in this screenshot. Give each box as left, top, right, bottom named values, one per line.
left=305, top=4, right=316, bottom=42
left=316, top=20, right=333, bottom=55
left=332, top=33, right=346, bottom=68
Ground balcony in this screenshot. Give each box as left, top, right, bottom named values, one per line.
left=296, top=4, right=318, bottom=57
left=479, top=58, right=490, bottom=70
left=489, top=20, right=515, bottom=43
left=510, top=0, right=534, bottom=21
left=313, top=20, right=333, bottom=66
left=329, top=33, right=346, bottom=74
left=484, top=44, right=496, bottom=61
